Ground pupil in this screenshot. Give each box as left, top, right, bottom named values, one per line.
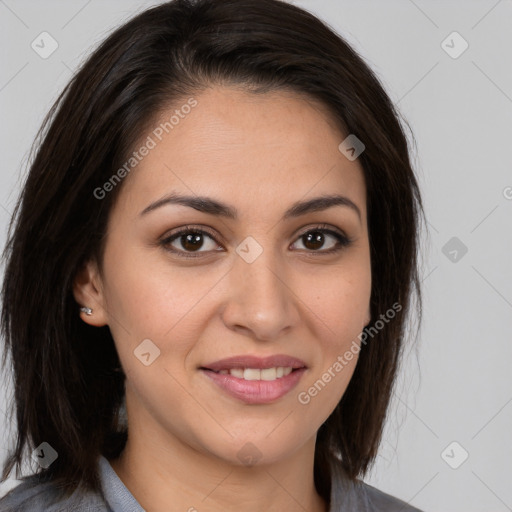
left=305, top=232, right=324, bottom=250
left=182, top=233, right=203, bottom=251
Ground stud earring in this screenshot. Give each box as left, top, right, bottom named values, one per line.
left=80, top=306, right=93, bottom=316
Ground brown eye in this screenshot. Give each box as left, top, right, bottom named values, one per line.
left=293, top=227, right=351, bottom=254
left=302, top=231, right=327, bottom=251
left=178, top=232, right=206, bottom=252
left=160, top=227, right=221, bottom=258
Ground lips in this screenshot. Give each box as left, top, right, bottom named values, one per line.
left=201, top=354, right=307, bottom=372
left=199, top=354, right=307, bottom=404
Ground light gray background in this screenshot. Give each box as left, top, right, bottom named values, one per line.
left=1, top=1, right=511, bottom=511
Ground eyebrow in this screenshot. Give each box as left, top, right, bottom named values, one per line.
left=140, top=192, right=362, bottom=222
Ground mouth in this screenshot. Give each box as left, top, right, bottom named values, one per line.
left=200, top=366, right=303, bottom=381
left=200, top=354, right=307, bottom=373
left=199, top=354, right=308, bottom=404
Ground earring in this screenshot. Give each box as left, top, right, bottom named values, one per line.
left=80, top=306, right=93, bottom=316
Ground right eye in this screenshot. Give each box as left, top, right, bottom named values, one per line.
left=160, top=226, right=223, bottom=258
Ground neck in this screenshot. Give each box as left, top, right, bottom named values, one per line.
left=109, top=403, right=328, bottom=512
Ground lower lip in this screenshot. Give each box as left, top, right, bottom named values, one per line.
left=201, top=368, right=307, bottom=404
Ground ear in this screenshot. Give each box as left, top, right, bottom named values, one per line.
left=73, top=259, right=109, bottom=327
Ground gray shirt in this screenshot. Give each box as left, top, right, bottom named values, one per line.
left=0, top=455, right=423, bottom=511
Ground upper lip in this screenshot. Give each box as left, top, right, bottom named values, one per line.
left=201, top=354, right=307, bottom=372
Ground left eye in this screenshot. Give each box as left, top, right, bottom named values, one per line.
left=160, top=225, right=350, bottom=258
left=291, top=229, right=349, bottom=252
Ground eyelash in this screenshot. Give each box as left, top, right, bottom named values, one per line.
left=159, top=224, right=352, bottom=259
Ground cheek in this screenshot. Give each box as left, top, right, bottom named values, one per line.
left=308, top=264, right=371, bottom=342
left=99, top=247, right=222, bottom=392
left=102, top=245, right=216, bottom=340
left=300, top=264, right=370, bottom=399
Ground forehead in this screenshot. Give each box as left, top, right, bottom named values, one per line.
left=115, top=87, right=366, bottom=222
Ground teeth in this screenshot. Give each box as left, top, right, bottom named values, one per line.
left=244, top=368, right=261, bottom=380
left=260, top=368, right=276, bottom=381
left=217, top=367, right=296, bottom=381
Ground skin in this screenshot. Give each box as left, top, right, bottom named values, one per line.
left=74, top=86, right=371, bottom=512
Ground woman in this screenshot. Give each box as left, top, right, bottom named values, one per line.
left=0, top=0, right=424, bottom=510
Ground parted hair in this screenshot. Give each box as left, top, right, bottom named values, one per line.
left=1, top=0, right=423, bottom=502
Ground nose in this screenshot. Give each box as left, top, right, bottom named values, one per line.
left=220, top=246, right=300, bottom=341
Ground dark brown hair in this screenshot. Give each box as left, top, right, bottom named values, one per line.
left=1, top=0, right=423, bottom=502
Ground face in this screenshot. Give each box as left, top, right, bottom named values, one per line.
left=75, top=86, right=371, bottom=466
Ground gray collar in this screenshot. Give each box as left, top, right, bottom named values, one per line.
left=98, top=456, right=145, bottom=512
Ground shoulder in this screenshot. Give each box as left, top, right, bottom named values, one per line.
left=328, top=457, right=424, bottom=512
left=357, top=480, right=424, bottom=511
left=0, top=475, right=109, bottom=512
